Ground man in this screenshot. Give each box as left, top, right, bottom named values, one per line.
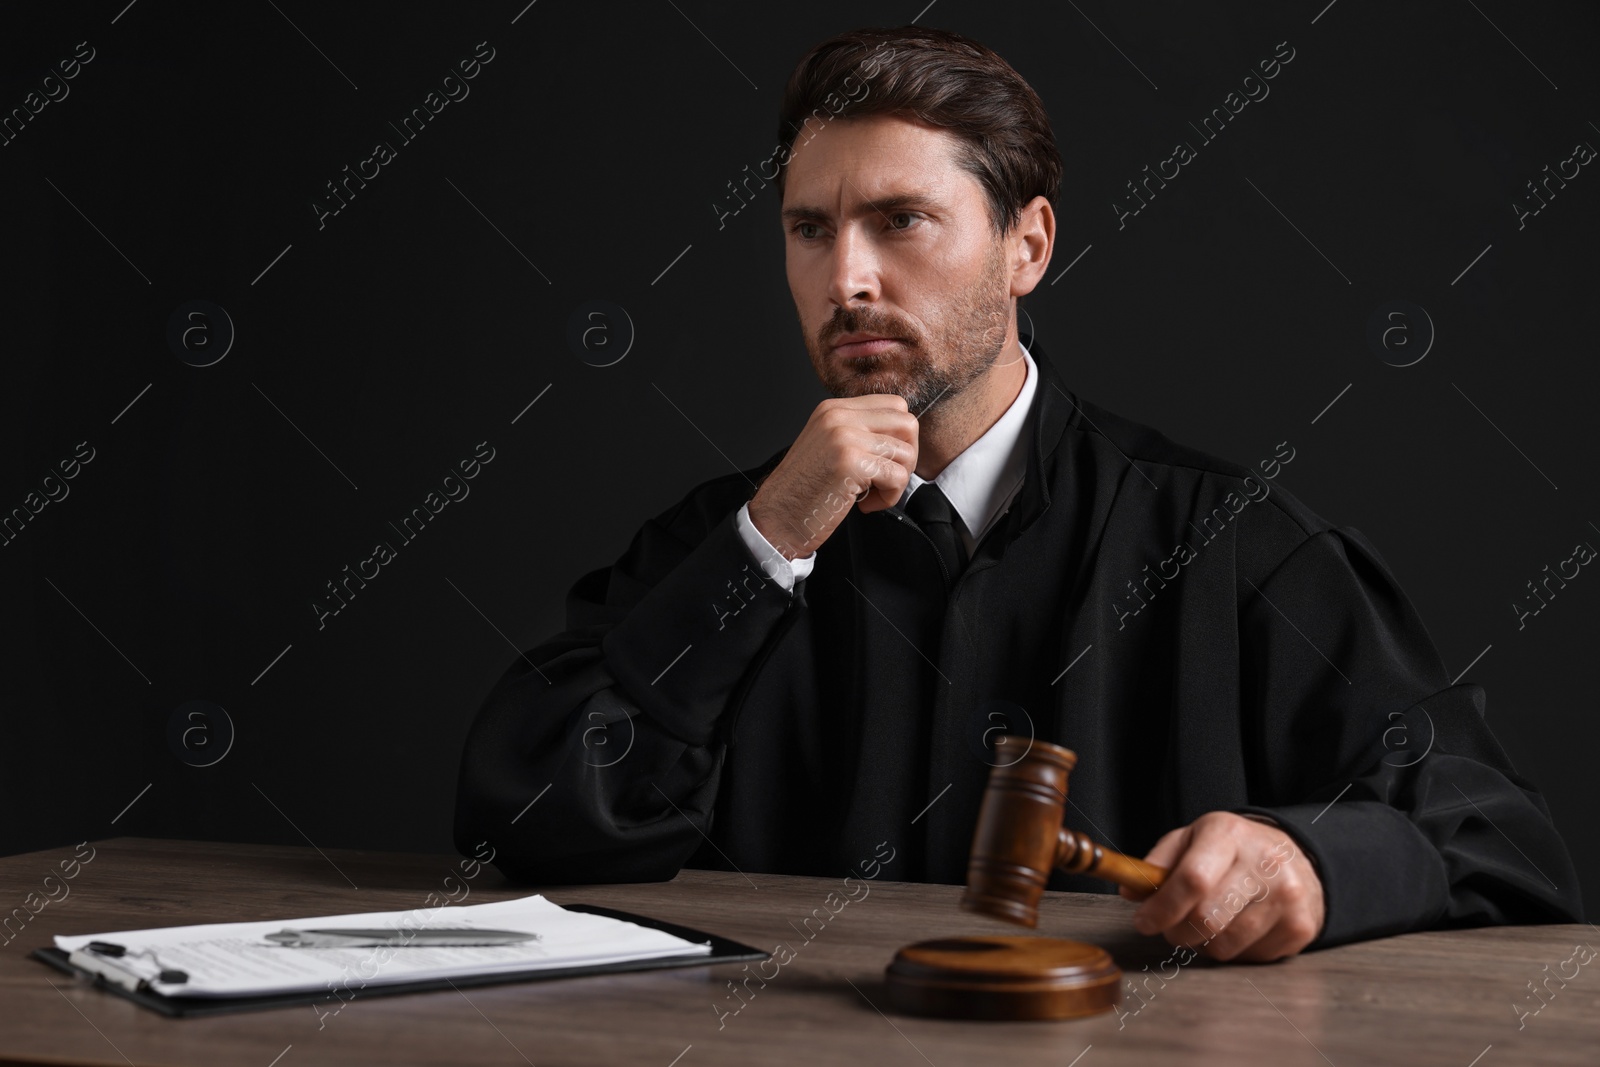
left=453, top=26, right=1581, bottom=962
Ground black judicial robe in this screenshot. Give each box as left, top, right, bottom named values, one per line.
left=452, top=335, right=1583, bottom=948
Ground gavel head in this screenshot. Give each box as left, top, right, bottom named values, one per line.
left=960, top=734, right=1076, bottom=928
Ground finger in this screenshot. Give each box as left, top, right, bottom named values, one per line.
left=829, top=392, right=911, bottom=412
left=857, top=432, right=917, bottom=474
left=1134, top=825, right=1239, bottom=936
left=1163, top=875, right=1263, bottom=953
left=867, top=408, right=921, bottom=445
left=1120, top=827, right=1185, bottom=906
left=826, top=401, right=920, bottom=442
left=853, top=455, right=914, bottom=513
left=834, top=434, right=912, bottom=510
left=1194, top=896, right=1276, bottom=961
left=1127, top=828, right=1190, bottom=929
left=1231, top=917, right=1316, bottom=963
left=1234, top=874, right=1323, bottom=962
left=812, top=405, right=918, bottom=474
left=825, top=428, right=915, bottom=489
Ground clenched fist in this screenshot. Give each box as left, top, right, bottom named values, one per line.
left=1119, top=811, right=1326, bottom=962
left=747, top=394, right=921, bottom=561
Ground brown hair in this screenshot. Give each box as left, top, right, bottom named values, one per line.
left=773, top=26, right=1062, bottom=236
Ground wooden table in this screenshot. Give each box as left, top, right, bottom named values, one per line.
left=0, top=837, right=1594, bottom=1065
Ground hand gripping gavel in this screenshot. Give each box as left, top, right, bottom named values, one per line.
left=961, top=735, right=1168, bottom=927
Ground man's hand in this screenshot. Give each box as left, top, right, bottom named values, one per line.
left=747, top=395, right=920, bottom=561
left=1117, top=811, right=1325, bottom=963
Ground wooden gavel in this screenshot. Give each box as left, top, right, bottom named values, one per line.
left=961, top=735, right=1168, bottom=927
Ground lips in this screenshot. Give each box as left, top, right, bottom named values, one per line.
left=832, top=336, right=904, bottom=357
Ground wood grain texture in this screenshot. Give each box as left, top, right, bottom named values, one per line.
left=886, top=936, right=1121, bottom=1020
left=0, top=837, right=1594, bottom=1066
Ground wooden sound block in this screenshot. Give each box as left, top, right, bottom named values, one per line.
left=884, top=936, right=1120, bottom=1021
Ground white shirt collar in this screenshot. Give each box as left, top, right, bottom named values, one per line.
left=899, top=340, right=1037, bottom=553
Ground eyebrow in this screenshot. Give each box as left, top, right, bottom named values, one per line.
left=780, top=192, right=944, bottom=226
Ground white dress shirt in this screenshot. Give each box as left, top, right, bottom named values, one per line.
left=737, top=341, right=1039, bottom=592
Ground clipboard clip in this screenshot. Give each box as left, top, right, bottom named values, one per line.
left=68, top=941, right=188, bottom=991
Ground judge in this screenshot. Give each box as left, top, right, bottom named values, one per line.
left=453, top=25, right=1583, bottom=961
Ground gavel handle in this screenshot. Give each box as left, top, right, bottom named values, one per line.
left=1056, top=827, right=1168, bottom=900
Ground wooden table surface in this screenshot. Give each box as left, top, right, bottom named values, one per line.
left=0, top=837, right=1594, bottom=1066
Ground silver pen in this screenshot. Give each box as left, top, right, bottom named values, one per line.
left=264, top=927, right=540, bottom=948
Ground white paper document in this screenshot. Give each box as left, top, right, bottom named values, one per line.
left=54, top=894, right=711, bottom=999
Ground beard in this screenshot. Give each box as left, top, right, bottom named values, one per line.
left=805, top=240, right=1012, bottom=416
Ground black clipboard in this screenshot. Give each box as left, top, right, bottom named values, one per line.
left=31, top=904, right=767, bottom=1018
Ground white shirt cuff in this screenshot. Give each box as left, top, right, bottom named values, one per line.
left=735, top=502, right=815, bottom=593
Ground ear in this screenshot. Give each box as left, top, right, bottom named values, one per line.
left=1008, top=195, right=1056, bottom=298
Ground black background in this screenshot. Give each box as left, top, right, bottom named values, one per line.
left=2, top=1, right=1596, bottom=920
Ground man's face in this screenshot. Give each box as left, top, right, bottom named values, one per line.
left=781, top=114, right=1014, bottom=414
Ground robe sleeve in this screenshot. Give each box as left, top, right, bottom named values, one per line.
left=1230, top=525, right=1584, bottom=947
left=451, top=477, right=803, bottom=884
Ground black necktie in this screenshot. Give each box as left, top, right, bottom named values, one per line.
left=905, top=482, right=969, bottom=591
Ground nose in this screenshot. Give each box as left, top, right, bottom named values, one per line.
left=827, top=223, right=879, bottom=308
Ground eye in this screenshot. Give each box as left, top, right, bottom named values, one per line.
left=791, top=221, right=823, bottom=240
left=888, top=212, right=921, bottom=231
